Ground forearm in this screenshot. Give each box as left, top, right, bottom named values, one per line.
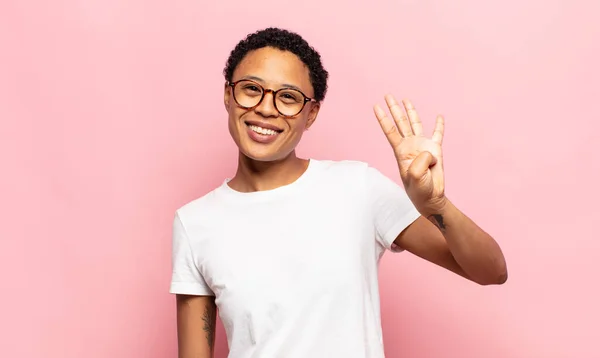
left=426, top=199, right=507, bottom=285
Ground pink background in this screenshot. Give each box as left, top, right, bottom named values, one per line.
left=1, top=0, right=599, bottom=357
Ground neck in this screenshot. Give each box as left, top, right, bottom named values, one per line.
left=228, top=151, right=309, bottom=192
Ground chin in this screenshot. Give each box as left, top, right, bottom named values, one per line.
left=240, top=145, right=290, bottom=162
left=236, top=134, right=297, bottom=162
left=230, top=121, right=301, bottom=163
left=236, top=137, right=294, bottom=164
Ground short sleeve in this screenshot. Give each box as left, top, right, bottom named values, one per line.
left=366, top=166, right=421, bottom=252
left=169, top=212, right=214, bottom=296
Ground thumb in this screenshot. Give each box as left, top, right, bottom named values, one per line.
left=407, top=151, right=436, bottom=182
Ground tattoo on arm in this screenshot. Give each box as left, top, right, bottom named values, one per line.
left=428, top=214, right=446, bottom=233
left=202, top=300, right=217, bottom=351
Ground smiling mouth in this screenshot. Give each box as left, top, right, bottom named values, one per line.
left=245, top=122, right=283, bottom=136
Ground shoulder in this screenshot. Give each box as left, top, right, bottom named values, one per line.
left=312, top=158, right=371, bottom=177
left=313, top=159, right=409, bottom=203
left=174, top=186, right=224, bottom=228
left=311, top=158, right=390, bottom=186
left=308, top=159, right=371, bottom=189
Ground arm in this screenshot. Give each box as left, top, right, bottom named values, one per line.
left=373, top=96, right=507, bottom=286
left=176, top=294, right=217, bottom=358
left=394, top=200, right=507, bottom=285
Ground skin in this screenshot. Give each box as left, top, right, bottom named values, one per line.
left=176, top=46, right=507, bottom=358
left=176, top=295, right=216, bottom=358
left=224, top=47, right=321, bottom=193
left=373, top=97, right=507, bottom=285
left=175, top=47, right=322, bottom=358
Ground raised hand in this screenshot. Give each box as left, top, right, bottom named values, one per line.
left=374, top=95, right=447, bottom=215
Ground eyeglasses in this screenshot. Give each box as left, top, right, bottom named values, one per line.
left=228, top=79, right=316, bottom=117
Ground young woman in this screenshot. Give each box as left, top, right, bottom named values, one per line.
left=170, top=27, right=507, bottom=358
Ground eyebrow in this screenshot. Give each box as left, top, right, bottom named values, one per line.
left=241, top=75, right=305, bottom=93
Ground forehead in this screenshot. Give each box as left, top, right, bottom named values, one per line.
left=232, top=47, right=313, bottom=94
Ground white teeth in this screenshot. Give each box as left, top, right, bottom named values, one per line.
left=249, top=124, right=278, bottom=136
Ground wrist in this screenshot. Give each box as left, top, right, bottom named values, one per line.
left=421, top=198, right=452, bottom=233
left=418, top=196, right=451, bottom=217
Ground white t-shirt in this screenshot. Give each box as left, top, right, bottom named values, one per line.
left=170, top=159, right=421, bottom=358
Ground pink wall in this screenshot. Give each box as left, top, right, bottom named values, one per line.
left=1, top=0, right=598, bottom=357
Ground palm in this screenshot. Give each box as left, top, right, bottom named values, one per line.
left=374, top=95, right=446, bottom=211
left=396, top=134, right=444, bottom=198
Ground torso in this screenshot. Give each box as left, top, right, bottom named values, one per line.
left=174, top=159, right=417, bottom=357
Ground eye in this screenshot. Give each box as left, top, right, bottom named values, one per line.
left=278, top=90, right=302, bottom=103
left=244, top=85, right=260, bottom=92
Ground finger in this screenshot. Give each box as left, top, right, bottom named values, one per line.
left=373, top=104, right=402, bottom=148
left=402, top=99, right=423, bottom=136
left=407, top=151, right=436, bottom=182
left=431, top=115, right=444, bottom=145
left=384, top=94, right=413, bottom=137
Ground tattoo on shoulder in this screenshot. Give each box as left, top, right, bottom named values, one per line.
left=428, top=214, right=446, bottom=233
left=202, top=301, right=217, bottom=350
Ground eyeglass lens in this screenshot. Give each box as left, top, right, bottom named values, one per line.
left=233, top=80, right=306, bottom=116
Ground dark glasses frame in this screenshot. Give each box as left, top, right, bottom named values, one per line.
left=227, top=79, right=316, bottom=117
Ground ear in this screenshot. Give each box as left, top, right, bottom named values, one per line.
left=304, top=102, right=321, bottom=131
left=224, top=82, right=231, bottom=112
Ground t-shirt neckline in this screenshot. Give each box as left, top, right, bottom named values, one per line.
left=217, top=159, right=319, bottom=201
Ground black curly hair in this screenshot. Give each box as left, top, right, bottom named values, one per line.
left=223, top=27, right=329, bottom=102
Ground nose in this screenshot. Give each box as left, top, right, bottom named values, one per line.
left=254, top=90, right=279, bottom=118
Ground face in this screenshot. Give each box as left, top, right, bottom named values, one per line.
left=224, top=47, right=320, bottom=162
